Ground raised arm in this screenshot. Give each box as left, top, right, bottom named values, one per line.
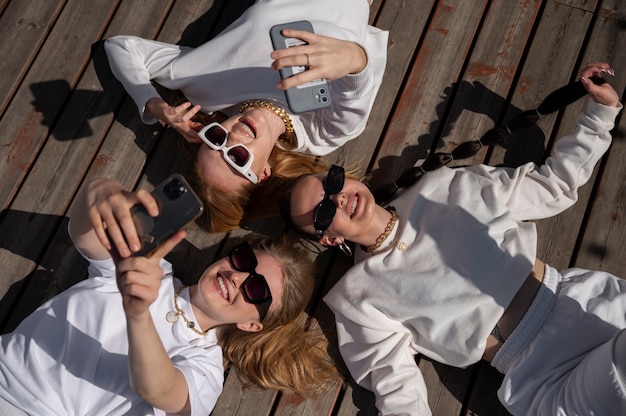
left=115, top=232, right=192, bottom=413
left=104, top=36, right=203, bottom=141
left=473, top=62, right=622, bottom=220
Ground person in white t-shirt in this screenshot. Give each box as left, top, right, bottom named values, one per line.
left=104, top=0, right=388, bottom=232
left=283, top=62, right=626, bottom=415
left=0, top=179, right=337, bottom=416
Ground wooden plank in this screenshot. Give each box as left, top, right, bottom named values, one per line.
left=320, top=0, right=436, bottom=173
left=486, top=0, right=597, bottom=270
left=488, top=0, right=597, bottom=167
left=335, top=382, right=378, bottom=416
left=0, top=0, right=176, bottom=327
left=553, top=0, right=598, bottom=10
left=0, top=0, right=117, bottom=211
left=0, top=0, right=65, bottom=116
left=531, top=0, right=625, bottom=270
left=419, top=358, right=476, bottom=416
left=211, top=370, right=278, bottom=416
left=0, top=0, right=10, bottom=17
left=596, top=0, right=624, bottom=18
left=440, top=0, right=543, bottom=167
left=272, top=381, right=342, bottom=416
left=367, top=0, right=489, bottom=189
left=0, top=0, right=123, bottom=326
left=569, top=0, right=626, bottom=275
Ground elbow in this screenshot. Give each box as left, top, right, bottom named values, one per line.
left=132, top=387, right=187, bottom=414
left=103, top=35, right=134, bottom=57
left=103, top=36, right=121, bottom=54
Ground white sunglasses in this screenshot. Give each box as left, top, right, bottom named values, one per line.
left=197, top=123, right=258, bottom=184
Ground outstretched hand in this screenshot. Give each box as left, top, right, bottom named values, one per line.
left=270, top=29, right=368, bottom=90
left=146, top=97, right=204, bottom=143
left=579, top=62, right=620, bottom=107
left=114, top=230, right=186, bottom=318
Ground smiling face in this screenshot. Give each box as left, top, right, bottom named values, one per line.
left=289, top=174, right=381, bottom=247
left=192, top=250, right=285, bottom=332
left=195, top=107, right=286, bottom=192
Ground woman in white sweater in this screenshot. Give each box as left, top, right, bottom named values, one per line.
left=284, top=62, right=625, bottom=415
left=104, top=0, right=388, bottom=232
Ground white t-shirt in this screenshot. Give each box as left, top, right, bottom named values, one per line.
left=104, top=0, right=388, bottom=155
left=0, top=255, right=224, bottom=416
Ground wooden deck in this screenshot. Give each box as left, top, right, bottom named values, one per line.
left=1, top=0, right=625, bottom=414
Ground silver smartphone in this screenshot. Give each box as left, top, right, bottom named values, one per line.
left=270, top=21, right=331, bottom=113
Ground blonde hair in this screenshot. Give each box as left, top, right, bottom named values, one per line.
left=217, top=236, right=339, bottom=395
left=187, top=146, right=330, bottom=232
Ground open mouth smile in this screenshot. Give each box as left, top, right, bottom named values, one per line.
left=216, top=274, right=230, bottom=301
left=350, top=194, right=359, bottom=218
left=234, top=118, right=256, bottom=139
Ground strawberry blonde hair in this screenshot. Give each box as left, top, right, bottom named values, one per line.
left=217, top=235, right=339, bottom=394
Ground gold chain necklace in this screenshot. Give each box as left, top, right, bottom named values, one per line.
left=364, top=207, right=398, bottom=252
left=165, top=285, right=206, bottom=336
left=239, top=99, right=297, bottom=148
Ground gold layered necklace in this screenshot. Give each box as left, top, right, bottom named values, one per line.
left=239, top=99, right=297, bottom=148
left=166, top=285, right=206, bottom=336
left=364, top=207, right=398, bottom=253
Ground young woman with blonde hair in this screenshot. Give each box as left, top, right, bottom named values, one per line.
left=105, top=0, right=387, bottom=232
left=0, top=178, right=337, bottom=415
left=284, top=62, right=626, bottom=415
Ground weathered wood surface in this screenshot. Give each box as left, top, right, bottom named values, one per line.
left=0, top=1, right=624, bottom=415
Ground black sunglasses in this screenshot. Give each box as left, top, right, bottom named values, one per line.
left=229, top=242, right=273, bottom=321
left=313, top=165, right=345, bottom=238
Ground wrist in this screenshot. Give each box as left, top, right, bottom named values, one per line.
left=146, top=97, right=168, bottom=123
left=350, top=44, right=368, bottom=74
left=125, top=306, right=153, bottom=324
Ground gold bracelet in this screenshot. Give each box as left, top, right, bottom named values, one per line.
left=239, top=100, right=297, bottom=148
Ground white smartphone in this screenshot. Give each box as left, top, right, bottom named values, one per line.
left=270, top=21, right=331, bottom=113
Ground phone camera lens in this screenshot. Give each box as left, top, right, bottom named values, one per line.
left=319, top=88, right=326, bottom=94
left=164, top=179, right=186, bottom=200
left=322, top=96, right=328, bottom=103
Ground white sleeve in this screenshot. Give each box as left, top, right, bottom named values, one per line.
left=172, top=339, right=224, bottom=416
left=335, top=316, right=432, bottom=416
left=468, top=99, right=622, bottom=220
left=104, top=36, right=191, bottom=124
left=289, top=27, right=389, bottom=155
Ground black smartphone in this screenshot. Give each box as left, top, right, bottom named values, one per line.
left=130, top=174, right=203, bottom=257
left=270, top=20, right=331, bottom=113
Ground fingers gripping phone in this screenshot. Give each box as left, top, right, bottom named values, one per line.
left=130, top=174, right=203, bottom=257
left=270, top=21, right=331, bottom=113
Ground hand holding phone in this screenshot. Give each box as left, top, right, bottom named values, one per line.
left=130, top=174, right=204, bottom=257
left=270, top=21, right=331, bottom=113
